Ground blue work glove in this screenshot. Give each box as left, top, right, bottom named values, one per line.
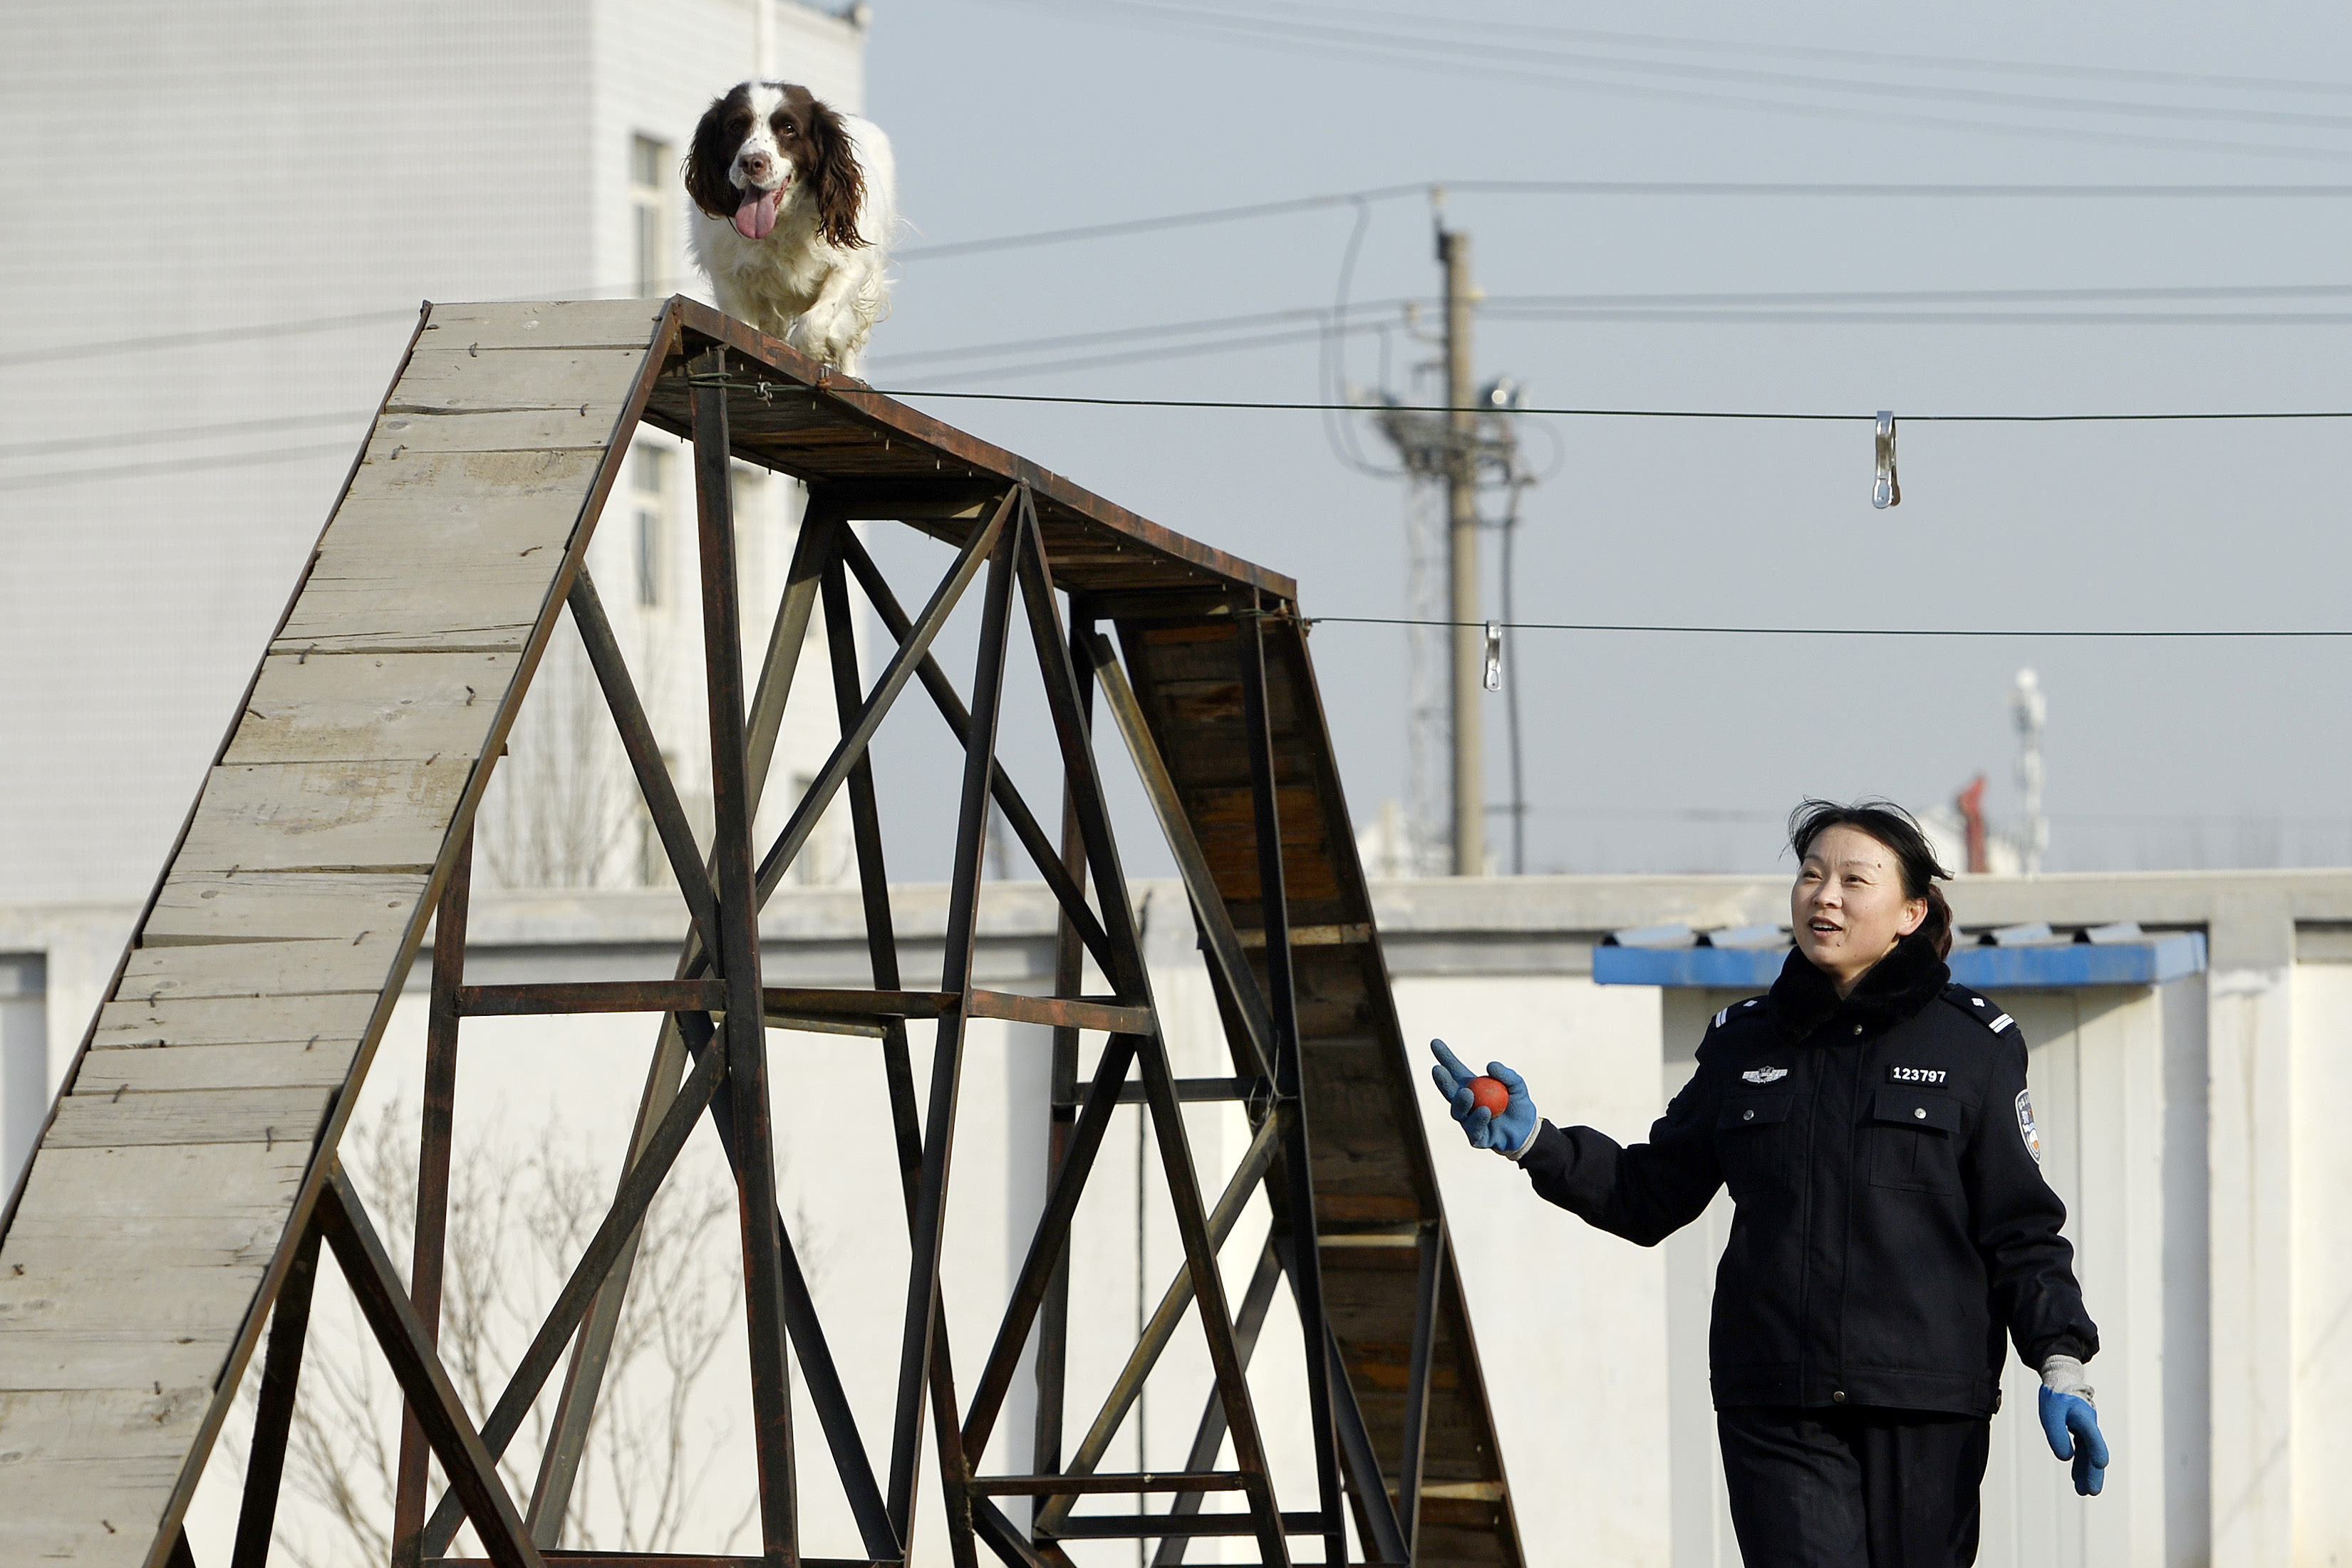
left=2038, top=1355, right=2109, bottom=1497
left=1429, top=1039, right=1540, bottom=1159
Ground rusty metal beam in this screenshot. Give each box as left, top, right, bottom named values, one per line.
left=1399, top=1220, right=1446, bottom=1560
left=889, top=509, right=1022, bottom=1568
left=1084, top=633, right=1278, bottom=1083
left=670, top=301, right=1297, bottom=601
left=1029, top=1109, right=1288, bottom=1531
left=1150, top=1241, right=1284, bottom=1568
left=315, top=1165, right=544, bottom=1568
left=530, top=499, right=844, bottom=1540
left=229, top=1225, right=321, bottom=1568
left=393, top=830, right=470, bottom=1568
left=752, top=489, right=1016, bottom=905
left=838, top=528, right=1117, bottom=977
left=456, top=982, right=1144, bottom=1034
left=567, top=567, right=722, bottom=951
left=1240, top=610, right=1350, bottom=1568
left=1007, top=496, right=1290, bottom=1568
left=415, top=1043, right=730, bottom=1557
left=693, top=345, right=800, bottom=1568
left=974, top=1473, right=1248, bottom=1497
left=1032, top=596, right=1094, bottom=1488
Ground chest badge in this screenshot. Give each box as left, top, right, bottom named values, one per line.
left=1889, top=1065, right=1948, bottom=1086
left=2016, top=1090, right=2043, bottom=1164
left=1742, top=1066, right=1788, bottom=1084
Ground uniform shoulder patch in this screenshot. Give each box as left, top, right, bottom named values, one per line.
left=1709, top=996, right=1768, bottom=1031
left=1941, top=985, right=2014, bottom=1035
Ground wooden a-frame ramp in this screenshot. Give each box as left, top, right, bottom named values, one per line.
left=0, top=298, right=1524, bottom=1568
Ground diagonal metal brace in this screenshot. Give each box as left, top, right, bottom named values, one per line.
left=838, top=528, right=1118, bottom=977
left=1028, top=1108, right=1288, bottom=1531
left=417, top=1039, right=729, bottom=1556
left=314, top=1164, right=545, bottom=1568
left=751, top=488, right=1017, bottom=905
left=568, top=566, right=723, bottom=951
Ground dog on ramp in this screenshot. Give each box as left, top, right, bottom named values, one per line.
left=685, top=81, right=896, bottom=375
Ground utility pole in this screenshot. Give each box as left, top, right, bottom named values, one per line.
left=1439, top=214, right=1483, bottom=877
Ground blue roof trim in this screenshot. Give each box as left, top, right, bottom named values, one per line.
left=1592, top=946, right=1791, bottom=988
left=1593, top=932, right=2207, bottom=989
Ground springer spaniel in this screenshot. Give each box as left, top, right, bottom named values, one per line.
left=685, top=81, right=896, bottom=375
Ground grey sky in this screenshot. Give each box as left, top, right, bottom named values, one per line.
left=843, top=0, right=2352, bottom=880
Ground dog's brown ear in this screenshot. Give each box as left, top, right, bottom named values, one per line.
left=803, top=96, right=869, bottom=249
left=683, top=91, right=742, bottom=219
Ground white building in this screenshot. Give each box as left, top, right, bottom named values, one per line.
left=2, top=868, right=2345, bottom=1564
left=0, top=0, right=870, bottom=1147
left=0, top=0, right=866, bottom=902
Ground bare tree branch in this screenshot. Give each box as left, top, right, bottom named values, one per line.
left=224, top=1097, right=757, bottom=1564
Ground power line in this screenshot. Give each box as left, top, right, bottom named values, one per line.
left=879, top=283, right=2352, bottom=370
left=0, top=409, right=373, bottom=461
left=856, top=388, right=2352, bottom=422
left=1302, top=616, right=2352, bottom=638
left=1220, top=0, right=2352, bottom=100
left=1489, top=282, right=2352, bottom=307
left=1075, top=0, right=2352, bottom=133
left=896, top=192, right=1424, bottom=258
left=0, top=442, right=352, bottom=492
left=990, top=0, right=2352, bottom=164
left=1485, top=307, right=2352, bottom=326
left=872, top=300, right=1411, bottom=366
left=0, top=309, right=421, bottom=370
left=896, top=182, right=2352, bottom=262
left=12, top=184, right=2352, bottom=370
left=885, top=323, right=1389, bottom=386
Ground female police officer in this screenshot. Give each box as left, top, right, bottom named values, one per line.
left=1429, top=800, right=2106, bottom=1568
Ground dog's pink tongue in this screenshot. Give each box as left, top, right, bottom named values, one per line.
left=734, top=189, right=780, bottom=240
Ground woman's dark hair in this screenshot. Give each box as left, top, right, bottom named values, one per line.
left=1787, top=799, right=1957, bottom=959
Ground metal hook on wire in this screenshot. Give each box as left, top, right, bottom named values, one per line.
left=1874, top=411, right=1901, bottom=508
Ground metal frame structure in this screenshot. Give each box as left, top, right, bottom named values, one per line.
left=0, top=299, right=1521, bottom=1568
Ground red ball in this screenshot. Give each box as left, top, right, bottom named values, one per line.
left=1468, top=1075, right=1511, bottom=1116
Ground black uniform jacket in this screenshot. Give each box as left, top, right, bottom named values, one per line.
left=1518, top=933, right=2098, bottom=1416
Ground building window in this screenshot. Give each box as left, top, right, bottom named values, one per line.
left=1, top=953, right=47, bottom=1193
left=633, top=446, right=666, bottom=607
left=631, top=133, right=670, bottom=297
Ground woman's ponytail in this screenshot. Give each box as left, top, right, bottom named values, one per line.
left=1920, top=883, right=1955, bottom=960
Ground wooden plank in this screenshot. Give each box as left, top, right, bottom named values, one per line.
left=418, top=299, right=671, bottom=351
left=0, top=1387, right=213, bottom=1568
left=364, top=406, right=626, bottom=459
left=391, top=348, right=651, bottom=410
left=76, top=1039, right=363, bottom=1094
left=94, top=993, right=382, bottom=1048
left=175, top=758, right=471, bottom=873
left=143, top=871, right=426, bottom=945
left=1235, top=923, right=1372, bottom=949
left=274, top=571, right=564, bottom=654
left=311, top=539, right=575, bottom=583
left=1, top=1143, right=311, bottom=1272
left=46, top=1086, right=338, bottom=1150
left=0, top=1262, right=261, bottom=1390
left=119, top=933, right=406, bottom=1000
left=331, top=447, right=605, bottom=525
left=224, top=651, right=522, bottom=766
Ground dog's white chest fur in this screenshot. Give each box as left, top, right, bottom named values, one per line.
left=694, top=201, right=834, bottom=326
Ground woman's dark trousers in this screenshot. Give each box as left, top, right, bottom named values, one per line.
left=1715, top=1405, right=1992, bottom=1567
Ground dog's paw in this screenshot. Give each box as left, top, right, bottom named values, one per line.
left=782, top=316, right=827, bottom=359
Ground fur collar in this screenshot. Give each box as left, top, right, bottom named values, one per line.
left=1766, top=931, right=1951, bottom=1043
